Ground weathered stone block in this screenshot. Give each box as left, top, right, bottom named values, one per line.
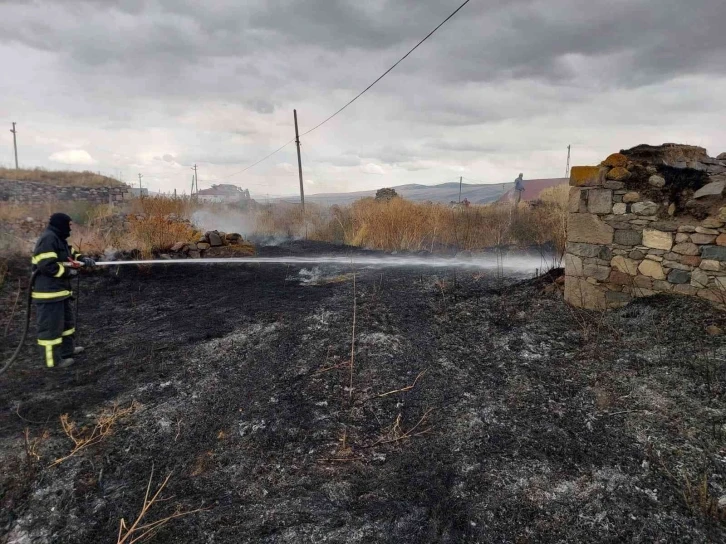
left=606, top=167, right=631, bottom=181
left=568, top=213, right=614, bottom=244
left=584, top=263, right=611, bottom=281
left=702, top=245, right=726, bottom=261
left=691, top=268, right=709, bottom=288
left=672, top=242, right=700, bottom=256
left=716, top=233, right=726, bottom=246
left=675, top=233, right=690, bottom=243
left=567, top=242, right=611, bottom=259
left=564, top=277, right=606, bottom=309
left=695, top=226, right=719, bottom=234
left=700, top=259, right=720, bottom=271
left=568, top=187, right=584, bottom=213
left=663, top=260, right=691, bottom=271
left=681, top=255, right=701, bottom=267
left=612, top=203, right=627, bottom=215
left=587, top=189, right=613, bottom=214
left=609, top=270, right=632, bottom=285
left=632, top=201, right=658, bottom=215
left=613, top=230, right=642, bottom=246
left=622, top=192, right=640, bottom=203
left=570, top=166, right=603, bottom=187
left=611, top=255, right=639, bottom=275
left=605, top=291, right=632, bottom=307
left=633, top=275, right=652, bottom=289
left=674, top=284, right=697, bottom=296
left=564, top=254, right=583, bottom=277
left=716, top=277, right=726, bottom=291
left=677, top=225, right=697, bottom=233
left=693, top=180, right=725, bottom=199
left=668, top=269, right=691, bottom=284
left=702, top=217, right=724, bottom=229
left=629, top=250, right=645, bottom=260
left=691, top=233, right=717, bottom=244
left=638, top=260, right=666, bottom=279
left=603, top=181, right=625, bottom=190
left=648, top=175, right=666, bottom=188
left=642, top=229, right=673, bottom=250
left=602, top=153, right=628, bottom=168
left=653, top=280, right=673, bottom=292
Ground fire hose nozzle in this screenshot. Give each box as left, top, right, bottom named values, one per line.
left=64, top=260, right=84, bottom=269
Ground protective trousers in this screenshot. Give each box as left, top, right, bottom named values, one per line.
left=36, top=299, right=75, bottom=368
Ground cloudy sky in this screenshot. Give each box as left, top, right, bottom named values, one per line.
left=1, top=0, right=725, bottom=197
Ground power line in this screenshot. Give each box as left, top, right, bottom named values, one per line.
left=219, top=0, right=472, bottom=178
left=301, top=0, right=472, bottom=137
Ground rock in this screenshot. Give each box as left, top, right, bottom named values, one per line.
left=700, top=259, right=720, bottom=271
left=693, top=181, right=725, bottom=199
left=197, top=242, right=210, bottom=250
left=170, top=242, right=186, bottom=252
left=648, top=175, right=666, bottom=188
left=567, top=242, right=610, bottom=259
left=602, top=153, right=628, bottom=168
left=646, top=255, right=664, bottom=262
left=681, top=255, right=701, bottom=267
left=691, top=268, right=710, bottom=288
left=706, top=325, right=724, bottom=336
left=226, top=232, right=242, bottom=241
left=691, top=233, right=717, bottom=244
left=672, top=242, right=700, bottom=256
left=565, top=277, right=606, bottom=309
left=568, top=187, right=584, bottom=212
left=718, top=152, right=726, bottom=160
left=638, top=260, right=666, bottom=280
left=720, top=207, right=726, bottom=221
left=565, top=254, right=583, bottom=276
left=605, top=291, right=631, bottom=307
left=716, top=277, right=726, bottom=291
left=701, top=217, right=724, bottom=229
left=677, top=225, right=697, bottom=233
left=698, top=289, right=724, bottom=303
left=653, top=280, right=673, bottom=292
left=642, top=229, right=673, bottom=250
left=675, top=233, right=690, bottom=243
left=587, top=189, right=613, bottom=214
left=584, top=263, right=611, bottom=281
left=612, top=203, right=627, bottom=215
left=632, top=201, right=658, bottom=216
left=609, top=270, right=632, bottom=285
left=570, top=166, right=605, bottom=187
left=667, top=269, right=691, bottom=284
left=622, top=192, right=640, bottom=203
left=568, top=213, right=614, bottom=245
left=667, top=203, right=676, bottom=216
left=717, top=234, right=726, bottom=246
left=188, top=250, right=201, bottom=258
left=695, top=226, right=719, bottom=234
left=649, top=221, right=678, bottom=232
left=701, top=246, right=726, bottom=261
left=629, top=250, right=645, bottom=260
left=611, top=256, right=639, bottom=276
left=208, top=231, right=224, bottom=247
left=603, top=181, right=625, bottom=190
left=633, top=275, right=652, bottom=289
left=674, top=284, right=697, bottom=296
left=613, top=230, right=642, bottom=246
left=606, top=167, right=631, bottom=181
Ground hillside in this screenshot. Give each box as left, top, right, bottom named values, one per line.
left=0, top=167, right=125, bottom=188
left=281, top=181, right=514, bottom=206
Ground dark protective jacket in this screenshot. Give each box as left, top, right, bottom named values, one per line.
left=31, top=227, right=83, bottom=303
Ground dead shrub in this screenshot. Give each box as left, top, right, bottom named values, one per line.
left=127, top=216, right=200, bottom=258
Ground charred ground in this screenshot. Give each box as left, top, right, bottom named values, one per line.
left=1, top=241, right=725, bottom=543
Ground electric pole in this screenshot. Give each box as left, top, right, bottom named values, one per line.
left=458, top=176, right=463, bottom=203
left=293, top=109, right=305, bottom=212
left=10, top=122, right=18, bottom=169
left=566, top=145, right=571, bottom=178
left=191, top=164, right=198, bottom=199
left=137, top=173, right=143, bottom=196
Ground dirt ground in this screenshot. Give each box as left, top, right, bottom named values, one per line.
left=1, top=241, right=725, bottom=543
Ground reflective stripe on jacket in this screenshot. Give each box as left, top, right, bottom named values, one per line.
left=31, top=227, right=82, bottom=303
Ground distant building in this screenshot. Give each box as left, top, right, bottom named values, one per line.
left=496, top=178, right=568, bottom=204
left=128, top=187, right=149, bottom=197
left=197, top=184, right=251, bottom=203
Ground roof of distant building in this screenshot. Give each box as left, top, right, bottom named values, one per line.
left=198, top=184, right=246, bottom=196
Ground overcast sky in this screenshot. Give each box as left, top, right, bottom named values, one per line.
left=1, top=0, right=725, bottom=197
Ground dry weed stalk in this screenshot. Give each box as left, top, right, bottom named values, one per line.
left=367, top=408, right=434, bottom=448
left=376, top=370, right=428, bottom=398
left=117, top=467, right=207, bottom=544
left=23, top=428, right=46, bottom=465
left=51, top=401, right=138, bottom=467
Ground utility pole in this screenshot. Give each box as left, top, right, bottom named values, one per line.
left=293, top=109, right=305, bottom=212
left=10, top=122, right=18, bottom=169
left=566, top=145, right=571, bottom=178
left=458, top=176, right=463, bottom=203
left=191, top=164, right=198, bottom=199
left=137, top=173, right=143, bottom=196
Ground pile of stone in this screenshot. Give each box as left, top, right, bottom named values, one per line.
left=170, top=230, right=244, bottom=258
left=565, top=143, right=726, bottom=310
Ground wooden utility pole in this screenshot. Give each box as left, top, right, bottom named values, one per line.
left=458, top=176, right=463, bottom=203
left=137, top=173, right=143, bottom=196
left=566, top=145, right=571, bottom=178
left=293, top=110, right=305, bottom=212
left=10, top=122, right=18, bottom=169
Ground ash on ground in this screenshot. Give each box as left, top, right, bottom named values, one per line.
left=1, top=242, right=725, bottom=543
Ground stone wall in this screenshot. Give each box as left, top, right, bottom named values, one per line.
left=0, top=178, right=129, bottom=205
left=564, top=144, right=726, bottom=310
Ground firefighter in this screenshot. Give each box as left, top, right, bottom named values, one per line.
left=31, top=213, right=95, bottom=369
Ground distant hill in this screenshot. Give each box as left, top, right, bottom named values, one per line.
left=0, top=167, right=125, bottom=188
left=280, top=181, right=514, bottom=206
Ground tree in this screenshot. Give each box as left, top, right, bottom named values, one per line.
left=375, top=188, right=398, bottom=201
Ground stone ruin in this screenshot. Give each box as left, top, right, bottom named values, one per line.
left=564, top=143, right=726, bottom=310
left=170, top=230, right=245, bottom=258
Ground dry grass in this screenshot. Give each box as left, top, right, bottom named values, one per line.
left=0, top=167, right=124, bottom=187
left=129, top=195, right=199, bottom=220
left=126, top=216, right=200, bottom=258
left=51, top=402, right=138, bottom=467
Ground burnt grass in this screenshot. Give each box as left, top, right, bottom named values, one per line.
left=1, top=241, right=726, bottom=543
